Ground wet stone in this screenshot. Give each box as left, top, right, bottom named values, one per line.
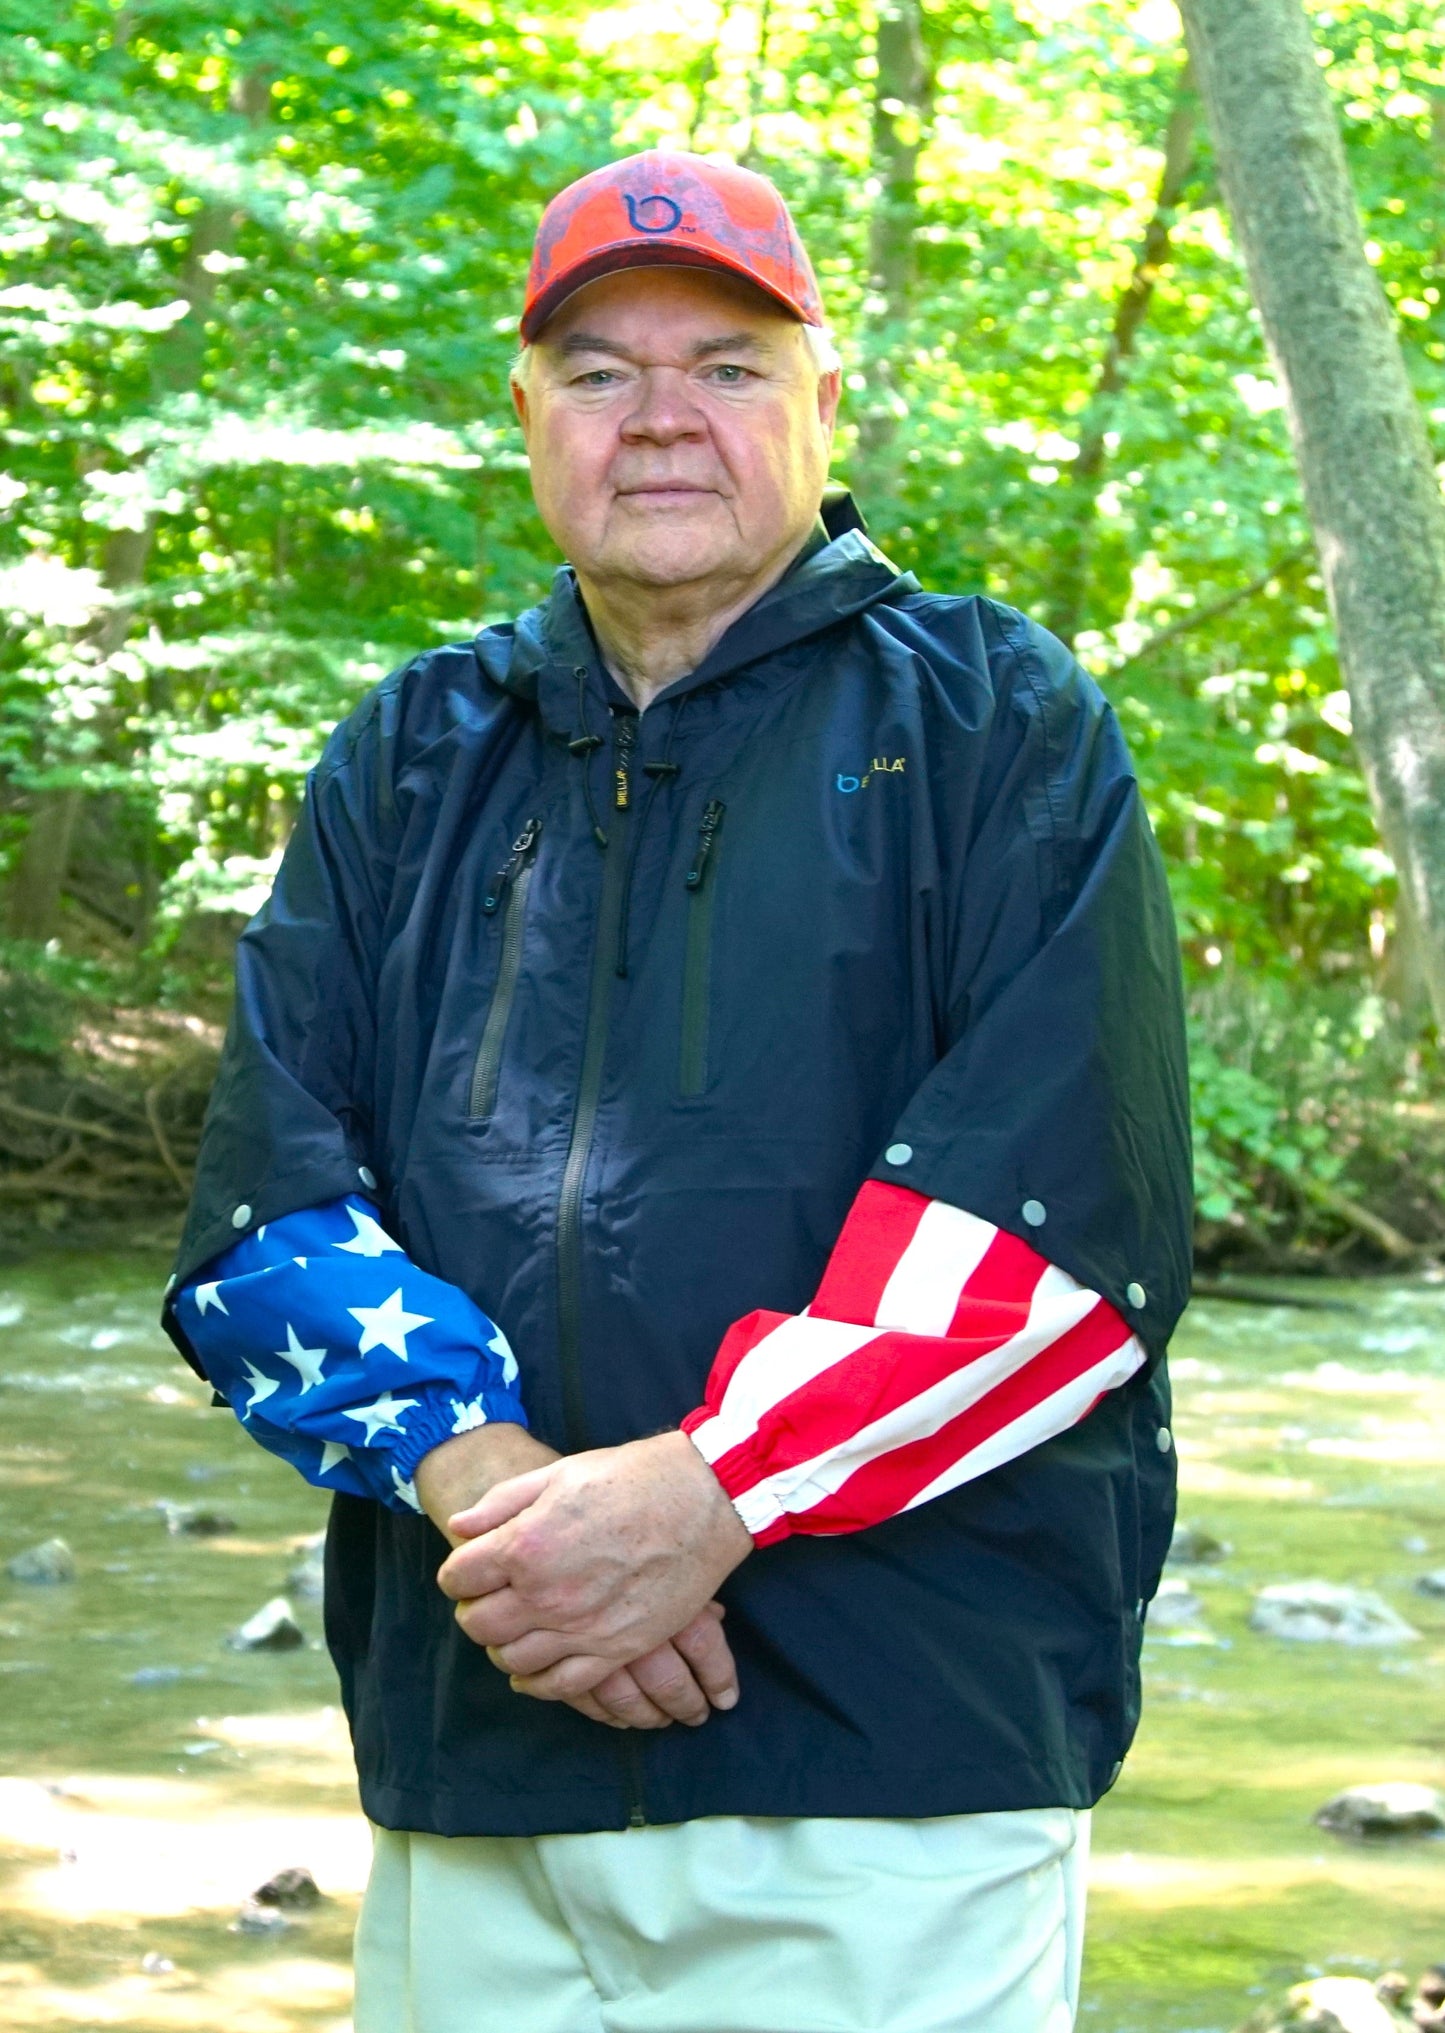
left=1250, top=1581, right=1420, bottom=1647
left=286, top=1534, right=325, bottom=1602
left=254, top=1865, right=322, bottom=1910
left=6, top=1538, right=76, bottom=1585
left=156, top=1501, right=238, bottom=1538
left=1167, top=1522, right=1229, bottom=1567
left=1235, top=1974, right=1408, bottom=2032
left=229, top=1899, right=293, bottom=1936
left=224, top=1596, right=304, bottom=1653
left=1147, top=1578, right=1205, bottom=1629
left=1313, top=1781, right=1445, bottom=1842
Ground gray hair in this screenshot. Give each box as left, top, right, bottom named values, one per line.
left=510, top=319, right=840, bottom=389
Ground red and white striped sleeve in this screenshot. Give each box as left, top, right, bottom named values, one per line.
left=681, top=1181, right=1145, bottom=1546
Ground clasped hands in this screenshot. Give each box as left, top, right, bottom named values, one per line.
left=427, top=1429, right=753, bottom=1732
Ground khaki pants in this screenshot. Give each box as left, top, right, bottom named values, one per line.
left=354, top=1807, right=1090, bottom=2033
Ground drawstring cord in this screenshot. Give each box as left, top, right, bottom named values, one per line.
left=616, top=695, right=688, bottom=978
left=567, top=664, right=608, bottom=849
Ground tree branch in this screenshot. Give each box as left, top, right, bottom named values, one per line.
left=1106, top=545, right=1311, bottom=676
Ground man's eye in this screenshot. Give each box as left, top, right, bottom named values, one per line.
left=574, top=369, right=619, bottom=386
left=708, top=364, right=751, bottom=385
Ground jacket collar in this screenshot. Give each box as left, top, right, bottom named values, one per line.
left=487, top=524, right=917, bottom=738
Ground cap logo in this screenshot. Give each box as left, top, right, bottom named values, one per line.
left=624, top=192, right=684, bottom=235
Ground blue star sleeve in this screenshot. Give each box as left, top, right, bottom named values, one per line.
left=176, top=1197, right=528, bottom=1516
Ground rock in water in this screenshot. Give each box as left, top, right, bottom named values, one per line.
left=230, top=1899, right=292, bottom=1935
left=1236, top=1975, right=1408, bottom=2031
left=1168, top=1523, right=1229, bottom=1567
left=7, top=1538, right=76, bottom=1585
left=1313, top=1782, right=1445, bottom=1841
left=1414, top=1570, right=1445, bottom=1599
left=254, top=1865, right=322, bottom=1910
left=286, top=1536, right=325, bottom=1601
left=1250, top=1581, right=1420, bottom=1646
left=1147, top=1578, right=1205, bottom=1629
left=157, top=1502, right=237, bottom=1538
left=224, top=1597, right=304, bottom=1653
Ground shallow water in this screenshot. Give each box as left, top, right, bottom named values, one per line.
left=0, top=1253, right=1441, bottom=2032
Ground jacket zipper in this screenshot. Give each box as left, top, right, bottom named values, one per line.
left=468, top=817, right=543, bottom=1121
left=555, top=712, right=646, bottom=1827
left=556, top=713, right=635, bottom=1455
left=679, top=800, right=725, bottom=1098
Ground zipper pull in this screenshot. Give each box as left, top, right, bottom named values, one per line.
left=483, top=816, right=543, bottom=915
left=685, top=800, right=725, bottom=890
left=614, top=716, right=636, bottom=811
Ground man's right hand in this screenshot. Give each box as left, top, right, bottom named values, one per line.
left=413, top=1423, right=739, bottom=1729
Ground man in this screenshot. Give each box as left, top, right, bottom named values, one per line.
left=165, top=150, right=1191, bottom=2033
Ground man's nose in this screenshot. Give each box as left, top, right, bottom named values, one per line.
left=620, top=367, right=706, bottom=442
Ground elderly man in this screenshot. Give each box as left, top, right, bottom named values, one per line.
left=165, top=150, right=1191, bottom=2033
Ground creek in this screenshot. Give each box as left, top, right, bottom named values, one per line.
left=0, top=1248, right=1441, bottom=2032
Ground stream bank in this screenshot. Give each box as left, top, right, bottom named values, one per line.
left=0, top=1255, right=1441, bottom=2032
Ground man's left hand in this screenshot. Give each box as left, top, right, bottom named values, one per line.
left=435, top=1431, right=753, bottom=1699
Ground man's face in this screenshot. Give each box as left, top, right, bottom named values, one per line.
left=513, top=267, right=841, bottom=597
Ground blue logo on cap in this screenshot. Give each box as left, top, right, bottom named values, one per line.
left=624, top=193, right=683, bottom=234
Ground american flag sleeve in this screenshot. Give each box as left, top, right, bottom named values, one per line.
left=177, top=1197, right=528, bottom=1516
left=681, top=1181, right=1145, bottom=1546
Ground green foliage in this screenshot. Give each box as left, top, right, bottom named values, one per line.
left=1189, top=976, right=1444, bottom=1252
left=0, top=938, right=110, bottom=1063
left=1, top=0, right=1442, bottom=1235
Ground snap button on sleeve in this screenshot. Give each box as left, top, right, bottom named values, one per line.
left=1021, top=1199, right=1046, bottom=1227
left=231, top=1203, right=252, bottom=1229
left=884, top=1143, right=913, bottom=1167
left=1126, top=1280, right=1147, bottom=1308
left=1156, top=1426, right=1173, bottom=1454
left=358, top=1165, right=377, bottom=1189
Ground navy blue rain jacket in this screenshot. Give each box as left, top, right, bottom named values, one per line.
left=165, top=522, right=1191, bottom=1836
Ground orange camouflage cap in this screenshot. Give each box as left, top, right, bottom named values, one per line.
left=521, top=149, right=824, bottom=343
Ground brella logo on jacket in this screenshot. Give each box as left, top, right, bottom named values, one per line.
left=837, top=756, right=907, bottom=793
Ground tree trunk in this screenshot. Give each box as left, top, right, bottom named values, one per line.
left=853, top=0, right=931, bottom=517
left=1179, top=0, right=1445, bottom=1029
left=737, top=0, right=773, bottom=169
left=1045, top=69, right=1196, bottom=649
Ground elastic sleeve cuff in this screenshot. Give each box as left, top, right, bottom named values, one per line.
left=681, top=1414, right=790, bottom=1547
left=390, top=1385, right=530, bottom=1484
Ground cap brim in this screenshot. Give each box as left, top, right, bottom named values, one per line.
left=521, top=240, right=813, bottom=342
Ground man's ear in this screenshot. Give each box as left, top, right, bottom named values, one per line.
left=817, top=367, right=842, bottom=442
left=510, top=374, right=529, bottom=431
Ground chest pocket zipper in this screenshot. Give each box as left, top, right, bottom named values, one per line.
left=469, top=817, right=543, bottom=1121
left=679, top=800, right=725, bottom=1098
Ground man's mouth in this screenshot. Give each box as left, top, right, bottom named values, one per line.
left=616, top=483, right=715, bottom=499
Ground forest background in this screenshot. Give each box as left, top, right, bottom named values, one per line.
left=3, top=0, right=1444, bottom=1265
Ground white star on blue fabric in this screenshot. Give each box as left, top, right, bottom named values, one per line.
left=487, top=1326, right=518, bottom=1386
left=318, top=1440, right=352, bottom=1478
left=349, top=1288, right=433, bottom=1361
left=391, top=1467, right=423, bottom=1513
left=274, top=1323, right=328, bottom=1394
left=449, top=1397, right=488, bottom=1435
left=335, top=1205, right=405, bottom=1258
left=195, top=1281, right=228, bottom=1317
left=239, top=1358, right=278, bottom=1417
left=342, top=1391, right=419, bottom=1445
